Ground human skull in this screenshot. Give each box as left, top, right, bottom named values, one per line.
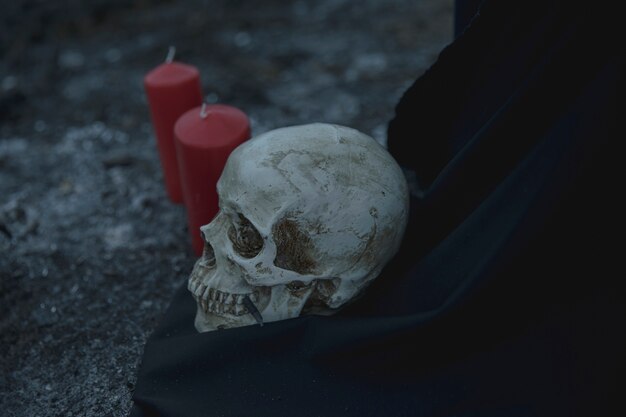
left=187, top=123, right=409, bottom=332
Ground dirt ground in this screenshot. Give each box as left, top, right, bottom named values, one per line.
left=0, top=1, right=453, bottom=415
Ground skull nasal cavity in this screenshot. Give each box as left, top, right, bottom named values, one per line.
left=229, top=213, right=263, bottom=258
left=273, top=218, right=316, bottom=274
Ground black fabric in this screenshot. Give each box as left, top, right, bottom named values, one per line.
left=130, top=1, right=624, bottom=416
left=453, top=0, right=483, bottom=37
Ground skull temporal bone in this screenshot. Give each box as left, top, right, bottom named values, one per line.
left=188, top=123, right=409, bottom=332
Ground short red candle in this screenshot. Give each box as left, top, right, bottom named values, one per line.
left=174, top=104, right=251, bottom=256
left=144, top=59, right=203, bottom=204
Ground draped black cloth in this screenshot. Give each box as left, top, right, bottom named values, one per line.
left=130, top=1, right=624, bottom=416
left=453, top=0, right=482, bottom=37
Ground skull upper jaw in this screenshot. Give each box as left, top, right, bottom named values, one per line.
left=194, top=305, right=258, bottom=332
left=192, top=280, right=332, bottom=332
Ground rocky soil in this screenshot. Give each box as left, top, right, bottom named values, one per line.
left=0, top=1, right=453, bottom=415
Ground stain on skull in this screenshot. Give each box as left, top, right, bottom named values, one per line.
left=273, top=218, right=317, bottom=274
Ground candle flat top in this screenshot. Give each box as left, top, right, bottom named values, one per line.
left=144, top=61, right=200, bottom=87
left=175, top=104, right=250, bottom=149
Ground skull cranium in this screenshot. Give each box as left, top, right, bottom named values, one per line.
left=187, top=123, right=409, bottom=332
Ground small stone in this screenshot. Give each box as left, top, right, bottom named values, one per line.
left=32, top=303, right=59, bottom=326
left=34, top=120, right=47, bottom=133
left=59, top=179, right=74, bottom=195
left=1, top=75, right=18, bottom=91
left=234, top=32, right=251, bottom=48
left=58, top=50, right=85, bottom=69
left=104, top=224, right=134, bottom=250
left=104, top=48, right=122, bottom=63
left=205, top=92, right=219, bottom=103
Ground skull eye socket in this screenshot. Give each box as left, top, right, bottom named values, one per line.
left=273, top=218, right=317, bottom=274
left=228, top=213, right=263, bottom=258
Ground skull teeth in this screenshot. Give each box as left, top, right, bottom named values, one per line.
left=194, top=288, right=259, bottom=316
left=201, top=285, right=211, bottom=301
left=196, top=284, right=207, bottom=297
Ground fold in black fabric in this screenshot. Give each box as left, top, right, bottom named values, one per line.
left=130, top=1, right=624, bottom=416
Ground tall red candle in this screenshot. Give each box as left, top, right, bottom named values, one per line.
left=144, top=50, right=203, bottom=204
left=174, top=103, right=251, bottom=255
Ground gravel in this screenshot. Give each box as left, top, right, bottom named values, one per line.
left=0, top=1, right=453, bottom=415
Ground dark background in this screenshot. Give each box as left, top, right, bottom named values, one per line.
left=0, top=1, right=453, bottom=415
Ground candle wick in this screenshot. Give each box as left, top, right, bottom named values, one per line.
left=200, top=103, right=210, bottom=119
left=165, top=46, right=176, bottom=63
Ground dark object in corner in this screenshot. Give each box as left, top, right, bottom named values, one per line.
left=130, top=1, right=624, bottom=416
